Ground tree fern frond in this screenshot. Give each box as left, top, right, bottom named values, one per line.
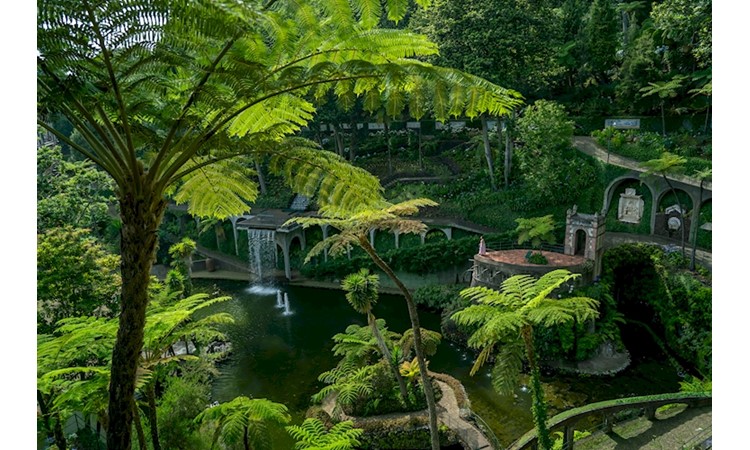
left=490, top=342, right=524, bottom=396
left=172, top=157, right=259, bottom=219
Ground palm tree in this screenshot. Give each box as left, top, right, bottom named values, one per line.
left=690, top=168, right=712, bottom=270
left=342, top=269, right=409, bottom=402
left=288, top=198, right=443, bottom=450
left=37, top=2, right=522, bottom=445
left=640, top=152, right=689, bottom=258
left=194, top=396, right=291, bottom=450
left=451, top=270, right=599, bottom=450
left=286, top=418, right=363, bottom=450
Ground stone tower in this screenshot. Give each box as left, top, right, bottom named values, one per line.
left=564, top=206, right=606, bottom=279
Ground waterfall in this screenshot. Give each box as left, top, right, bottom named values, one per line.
left=247, top=229, right=276, bottom=281
left=276, top=290, right=284, bottom=309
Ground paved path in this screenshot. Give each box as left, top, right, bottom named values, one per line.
left=572, top=136, right=712, bottom=191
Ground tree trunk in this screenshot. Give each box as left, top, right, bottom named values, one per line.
left=522, top=325, right=552, bottom=450
left=349, top=115, right=357, bottom=161
left=107, top=188, right=166, bottom=450
left=146, top=383, right=162, bottom=450
left=690, top=179, right=705, bottom=271
left=418, top=126, right=423, bottom=170
left=368, top=311, right=409, bottom=402
left=133, top=401, right=147, bottom=450
left=254, top=159, right=267, bottom=195
left=504, top=112, right=514, bottom=188
left=481, top=116, right=497, bottom=191
left=359, top=237, right=440, bottom=450
left=384, top=121, right=393, bottom=177
left=53, top=410, right=67, bottom=450
left=663, top=175, right=686, bottom=258
left=243, top=425, right=251, bottom=450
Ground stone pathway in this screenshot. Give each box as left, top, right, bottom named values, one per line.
left=572, top=136, right=712, bottom=191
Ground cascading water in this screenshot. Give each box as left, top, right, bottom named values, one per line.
left=247, top=228, right=276, bottom=281
left=282, top=292, right=292, bottom=316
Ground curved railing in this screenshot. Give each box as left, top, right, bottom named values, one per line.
left=506, top=392, right=711, bottom=450
left=467, top=411, right=503, bottom=450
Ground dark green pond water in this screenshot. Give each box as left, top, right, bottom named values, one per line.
left=198, top=279, right=682, bottom=448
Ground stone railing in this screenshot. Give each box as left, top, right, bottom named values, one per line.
left=507, top=392, right=711, bottom=450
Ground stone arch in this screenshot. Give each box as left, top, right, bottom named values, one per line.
left=603, top=177, right=655, bottom=234
left=653, top=187, right=694, bottom=241
left=425, top=228, right=450, bottom=243
left=694, top=198, right=712, bottom=250
left=574, top=229, right=587, bottom=255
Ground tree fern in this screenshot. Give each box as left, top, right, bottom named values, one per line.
left=286, top=418, right=363, bottom=450
left=451, top=270, right=600, bottom=450
left=195, top=396, right=290, bottom=450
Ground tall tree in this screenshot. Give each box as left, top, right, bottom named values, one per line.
left=640, top=76, right=687, bottom=136
left=289, top=198, right=444, bottom=450
left=451, top=270, right=599, bottom=450
left=37, top=2, right=521, bottom=447
left=580, top=0, right=619, bottom=84
left=342, top=269, right=410, bottom=402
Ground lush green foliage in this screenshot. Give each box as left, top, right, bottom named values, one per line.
left=37, top=145, right=116, bottom=238
left=37, top=227, right=121, bottom=333
left=601, top=243, right=711, bottom=376
left=515, top=215, right=557, bottom=250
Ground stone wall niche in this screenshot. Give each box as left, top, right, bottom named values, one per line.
left=617, top=188, right=644, bottom=224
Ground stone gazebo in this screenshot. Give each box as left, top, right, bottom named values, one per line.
left=471, top=206, right=605, bottom=289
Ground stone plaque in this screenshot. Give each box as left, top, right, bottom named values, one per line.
left=617, top=188, right=644, bottom=224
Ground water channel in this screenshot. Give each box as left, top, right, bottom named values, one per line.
left=197, top=279, right=682, bottom=449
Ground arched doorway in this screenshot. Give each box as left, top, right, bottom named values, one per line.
left=575, top=229, right=587, bottom=255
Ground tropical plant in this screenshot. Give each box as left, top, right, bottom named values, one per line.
left=342, top=269, right=409, bottom=401
left=288, top=198, right=443, bottom=449
left=311, top=360, right=377, bottom=408
left=194, top=396, right=291, bottom=450
left=640, top=152, right=688, bottom=257
left=37, top=1, right=522, bottom=445
left=286, top=418, right=363, bottom=450
left=451, top=270, right=600, bottom=450
left=515, top=215, right=557, bottom=253
left=399, top=357, right=422, bottom=383
left=37, top=290, right=233, bottom=449
left=331, top=321, right=398, bottom=364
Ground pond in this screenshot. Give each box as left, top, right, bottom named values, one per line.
left=197, top=279, right=682, bottom=449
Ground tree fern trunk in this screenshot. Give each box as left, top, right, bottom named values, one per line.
left=368, top=311, right=409, bottom=402
left=663, top=174, right=686, bottom=258
left=384, top=121, right=393, bottom=177
left=690, top=179, right=705, bottom=271
left=254, top=159, right=267, bottom=195
left=53, top=410, right=67, bottom=450
left=522, top=325, right=552, bottom=450
left=107, top=188, right=166, bottom=450
left=146, top=383, right=162, bottom=450
left=359, top=237, right=440, bottom=450
left=133, top=401, right=147, bottom=450
left=481, top=116, right=497, bottom=191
